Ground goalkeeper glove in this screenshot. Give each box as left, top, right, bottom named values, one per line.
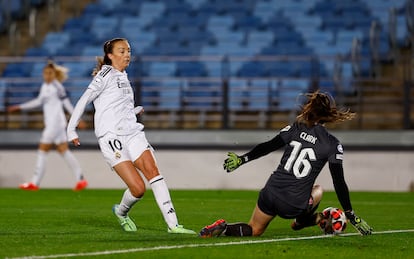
left=223, top=152, right=246, bottom=173
left=345, top=210, right=373, bottom=235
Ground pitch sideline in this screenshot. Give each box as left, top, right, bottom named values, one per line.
left=8, top=229, right=414, bottom=259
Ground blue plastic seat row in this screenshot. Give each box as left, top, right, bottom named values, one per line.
left=2, top=0, right=411, bottom=111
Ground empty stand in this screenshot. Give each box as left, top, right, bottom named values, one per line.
left=1, top=0, right=412, bottom=129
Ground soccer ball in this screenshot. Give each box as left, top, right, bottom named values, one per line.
left=319, top=207, right=347, bottom=234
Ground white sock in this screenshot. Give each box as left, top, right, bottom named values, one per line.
left=149, top=175, right=178, bottom=229
left=31, top=150, right=47, bottom=186
left=118, top=189, right=141, bottom=216
left=62, top=150, right=83, bottom=181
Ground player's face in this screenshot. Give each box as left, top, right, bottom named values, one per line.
left=43, top=67, right=56, bottom=83
left=108, top=40, right=131, bottom=72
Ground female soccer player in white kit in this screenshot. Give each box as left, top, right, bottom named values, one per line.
left=67, top=38, right=195, bottom=234
left=7, top=61, right=88, bottom=191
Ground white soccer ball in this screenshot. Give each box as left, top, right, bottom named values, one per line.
left=319, top=207, right=347, bottom=234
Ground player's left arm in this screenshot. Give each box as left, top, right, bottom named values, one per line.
left=62, top=97, right=74, bottom=114
left=329, top=162, right=373, bottom=235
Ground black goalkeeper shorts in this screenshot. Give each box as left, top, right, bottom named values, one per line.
left=257, top=186, right=306, bottom=219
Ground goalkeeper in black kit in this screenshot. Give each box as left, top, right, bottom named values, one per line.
left=199, top=91, right=372, bottom=237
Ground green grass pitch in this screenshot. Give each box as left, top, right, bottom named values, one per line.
left=0, top=189, right=413, bottom=258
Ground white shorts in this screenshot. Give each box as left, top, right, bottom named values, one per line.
left=40, top=126, right=67, bottom=144
left=98, top=131, right=151, bottom=167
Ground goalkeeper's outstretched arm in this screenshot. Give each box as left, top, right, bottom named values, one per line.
left=223, top=135, right=285, bottom=173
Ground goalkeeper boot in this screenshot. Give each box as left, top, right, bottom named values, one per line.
left=168, top=225, right=197, bottom=234
left=291, top=212, right=323, bottom=231
left=199, top=219, right=227, bottom=238
left=112, top=204, right=137, bottom=232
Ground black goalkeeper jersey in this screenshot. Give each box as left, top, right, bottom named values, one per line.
left=243, top=122, right=351, bottom=211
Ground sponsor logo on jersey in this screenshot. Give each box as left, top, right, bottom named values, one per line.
left=116, top=77, right=129, bottom=88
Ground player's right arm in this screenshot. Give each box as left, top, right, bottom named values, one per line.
left=7, top=86, right=44, bottom=112
left=67, top=88, right=100, bottom=145
left=223, top=134, right=285, bottom=172
left=67, top=74, right=105, bottom=145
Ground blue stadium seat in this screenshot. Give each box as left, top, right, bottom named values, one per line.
left=203, top=60, right=224, bottom=77
left=65, top=78, right=93, bottom=110
left=148, top=62, right=177, bottom=77
left=238, top=62, right=266, bottom=77
left=176, top=61, right=206, bottom=77
left=213, top=30, right=245, bottom=44
left=265, top=61, right=296, bottom=77
left=0, top=80, right=6, bottom=110
left=120, top=17, right=147, bottom=32
left=236, top=15, right=262, bottom=30
left=207, top=15, right=235, bottom=30
left=82, top=46, right=103, bottom=57
left=140, top=79, right=159, bottom=108
left=159, top=79, right=182, bottom=110
left=138, top=2, right=166, bottom=28
left=228, top=78, right=248, bottom=110
left=396, top=14, right=410, bottom=45
left=184, top=0, right=206, bottom=10
left=249, top=79, right=270, bottom=110
left=253, top=1, right=278, bottom=24
left=83, top=2, right=108, bottom=17
left=228, top=60, right=246, bottom=76
left=2, top=63, right=33, bottom=77
left=41, top=32, right=71, bottom=55
left=335, top=29, right=364, bottom=56
left=338, top=62, right=356, bottom=94
left=182, top=80, right=220, bottom=110
left=63, top=61, right=94, bottom=78
left=7, top=81, right=40, bottom=105
left=246, top=30, right=274, bottom=50
left=90, top=16, right=119, bottom=43
left=294, top=13, right=323, bottom=29
left=30, top=62, right=47, bottom=77
left=129, top=31, right=157, bottom=55
left=278, top=78, right=309, bottom=110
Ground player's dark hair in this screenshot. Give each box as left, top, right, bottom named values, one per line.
left=92, top=38, right=128, bottom=76
left=297, top=91, right=355, bottom=127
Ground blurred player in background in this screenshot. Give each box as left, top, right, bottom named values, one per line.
left=67, top=38, right=195, bottom=234
left=199, top=91, right=372, bottom=237
left=7, top=61, right=88, bottom=191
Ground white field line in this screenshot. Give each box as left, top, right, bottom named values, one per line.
left=7, top=229, right=414, bottom=259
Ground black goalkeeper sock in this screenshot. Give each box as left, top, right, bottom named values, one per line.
left=224, top=223, right=253, bottom=237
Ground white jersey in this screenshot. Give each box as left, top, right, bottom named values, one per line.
left=19, top=79, right=73, bottom=130
left=67, top=65, right=143, bottom=141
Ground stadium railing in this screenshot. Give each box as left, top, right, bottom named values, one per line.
left=0, top=53, right=413, bottom=130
